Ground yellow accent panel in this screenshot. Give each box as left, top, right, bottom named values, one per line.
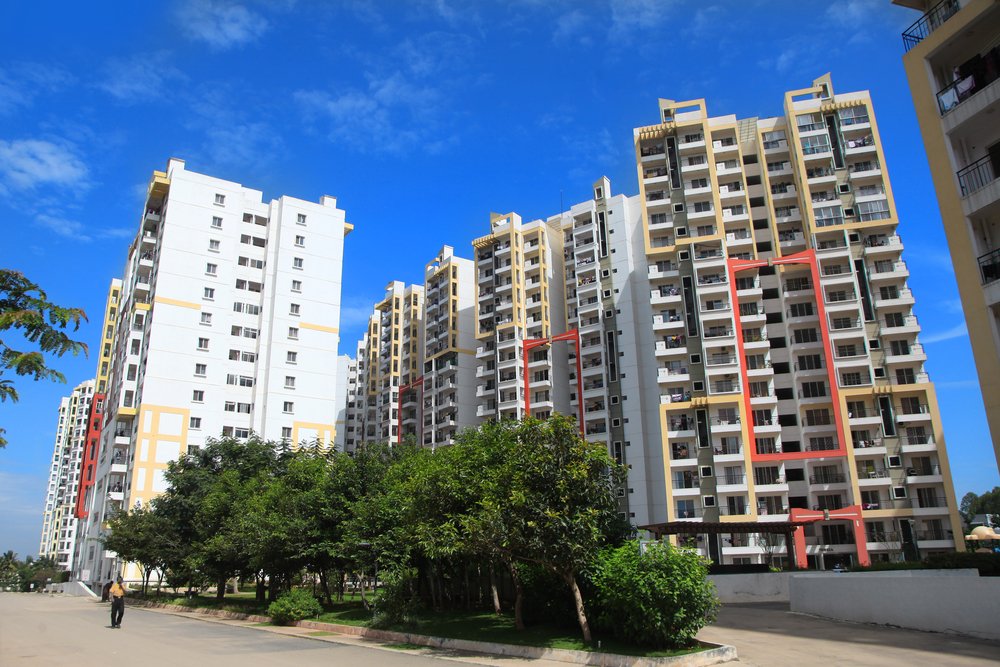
left=134, top=302, right=151, bottom=311
left=154, top=296, right=201, bottom=310
left=292, top=421, right=336, bottom=449
left=300, top=321, right=339, bottom=334
left=119, top=406, right=137, bottom=416
left=344, top=222, right=354, bottom=236
left=127, top=404, right=189, bottom=503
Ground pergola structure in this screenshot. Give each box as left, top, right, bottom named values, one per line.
left=640, top=520, right=808, bottom=568
left=641, top=503, right=872, bottom=569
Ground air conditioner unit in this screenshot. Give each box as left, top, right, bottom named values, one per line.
left=887, top=455, right=902, bottom=468
left=677, top=226, right=688, bottom=236
left=838, top=183, right=851, bottom=194
left=702, top=496, right=716, bottom=507
left=679, top=250, right=690, bottom=261
left=892, top=486, right=907, bottom=499
left=673, top=203, right=685, bottom=214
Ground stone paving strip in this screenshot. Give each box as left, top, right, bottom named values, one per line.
left=129, top=599, right=738, bottom=667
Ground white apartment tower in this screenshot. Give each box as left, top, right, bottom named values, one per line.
left=75, top=158, right=351, bottom=581
left=421, top=246, right=478, bottom=447
left=39, top=379, right=94, bottom=571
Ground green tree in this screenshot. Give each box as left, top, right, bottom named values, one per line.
left=0, top=550, right=21, bottom=589
left=960, top=487, right=1000, bottom=527
left=0, top=269, right=88, bottom=447
left=103, top=506, right=176, bottom=595
left=460, top=415, right=626, bottom=642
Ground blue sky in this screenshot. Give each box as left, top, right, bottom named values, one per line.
left=1, top=0, right=997, bottom=557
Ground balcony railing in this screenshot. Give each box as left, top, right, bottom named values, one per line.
left=978, top=247, right=1000, bottom=285
left=937, top=49, right=1000, bottom=114
left=901, top=0, right=959, bottom=52
left=957, top=154, right=997, bottom=196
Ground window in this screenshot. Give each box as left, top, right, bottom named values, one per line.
left=287, top=351, right=298, bottom=364
left=224, top=401, right=236, bottom=412
left=789, top=302, right=814, bottom=317
left=293, top=257, right=304, bottom=269
left=801, top=381, right=827, bottom=398
left=214, top=193, right=225, bottom=205
left=282, top=401, right=294, bottom=413
left=797, top=354, right=822, bottom=370
left=189, top=417, right=202, bottom=429
left=200, top=312, right=212, bottom=325
left=290, top=303, right=300, bottom=316
left=297, top=213, right=307, bottom=225
left=192, top=390, right=204, bottom=402
left=238, top=256, right=264, bottom=269
left=203, top=287, right=215, bottom=300
left=288, top=327, right=299, bottom=340
left=281, top=427, right=293, bottom=439
left=291, top=279, right=302, bottom=292
left=197, top=337, right=209, bottom=350
left=208, top=239, right=220, bottom=251
left=211, top=216, right=223, bottom=228
left=284, top=376, right=296, bottom=389
left=295, top=235, right=305, bottom=247
left=194, top=363, right=207, bottom=377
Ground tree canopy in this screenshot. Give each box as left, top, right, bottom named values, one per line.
left=0, top=269, right=88, bottom=447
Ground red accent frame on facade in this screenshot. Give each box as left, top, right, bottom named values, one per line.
left=74, top=393, right=105, bottom=519
left=522, top=329, right=585, bottom=436
left=789, top=505, right=870, bottom=568
left=396, top=375, right=424, bottom=444
left=727, top=249, right=849, bottom=462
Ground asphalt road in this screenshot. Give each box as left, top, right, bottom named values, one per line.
left=0, top=593, right=562, bottom=667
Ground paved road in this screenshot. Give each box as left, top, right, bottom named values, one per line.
left=0, top=594, right=569, bottom=667
left=698, top=602, right=1000, bottom=666
left=4, top=594, right=998, bottom=666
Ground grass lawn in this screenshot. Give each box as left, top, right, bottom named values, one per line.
left=359, top=610, right=703, bottom=658
left=146, top=591, right=703, bottom=657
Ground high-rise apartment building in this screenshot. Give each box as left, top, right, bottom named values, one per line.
left=350, top=281, right=424, bottom=445
left=342, top=76, right=965, bottom=568
left=894, top=0, right=1000, bottom=471
left=420, top=246, right=477, bottom=448
left=634, top=75, right=963, bottom=567
left=473, top=213, right=569, bottom=422
left=72, top=158, right=351, bottom=581
left=39, top=379, right=94, bottom=571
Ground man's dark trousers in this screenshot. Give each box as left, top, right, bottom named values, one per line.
left=111, top=598, right=124, bottom=627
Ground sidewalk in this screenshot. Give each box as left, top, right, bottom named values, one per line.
left=697, top=602, right=999, bottom=667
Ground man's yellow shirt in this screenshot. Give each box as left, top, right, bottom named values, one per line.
left=110, top=583, right=126, bottom=599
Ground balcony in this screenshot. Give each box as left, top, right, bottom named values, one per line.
left=957, top=154, right=998, bottom=197
left=980, top=248, right=1000, bottom=285
left=937, top=48, right=1000, bottom=115
left=901, top=0, right=959, bottom=51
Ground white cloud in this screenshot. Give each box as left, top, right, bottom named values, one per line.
left=921, top=322, right=968, bottom=344
left=610, top=0, right=672, bottom=39
left=34, top=214, right=132, bottom=243
left=296, top=72, right=444, bottom=154
left=0, top=63, right=72, bottom=115
left=176, top=0, right=269, bottom=50
left=0, top=139, right=88, bottom=194
left=553, top=10, right=591, bottom=45
left=98, top=53, right=185, bottom=102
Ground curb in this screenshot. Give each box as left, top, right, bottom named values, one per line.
left=129, top=600, right=737, bottom=666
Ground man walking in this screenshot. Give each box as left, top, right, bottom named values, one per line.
left=109, top=576, right=126, bottom=628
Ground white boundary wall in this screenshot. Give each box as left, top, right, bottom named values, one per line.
left=789, top=570, right=999, bottom=641
left=708, top=573, right=791, bottom=602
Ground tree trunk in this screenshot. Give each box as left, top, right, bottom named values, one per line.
left=338, top=570, right=346, bottom=602
left=216, top=576, right=226, bottom=601
left=564, top=571, right=591, bottom=643
left=489, top=564, right=502, bottom=615
left=509, top=562, right=525, bottom=630
left=319, top=570, right=332, bottom=605
left=232, top=577, right=240, bottom=594
left=358, top=572, right=369, bottom=609
left=464, top=563, right=471, bottom=610
left=256, top=575, right=266, bottom=604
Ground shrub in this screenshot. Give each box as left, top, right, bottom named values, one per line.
left=925, top=551, right=1000, bottom=577
left=589, top=540, right=719, bottom=649
left=268, top=588, right=322, bottom=625
left=371, top=567, right=420, bottom=629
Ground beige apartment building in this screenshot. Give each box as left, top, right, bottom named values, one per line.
left=894, top=0, right=1000, bottom=471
